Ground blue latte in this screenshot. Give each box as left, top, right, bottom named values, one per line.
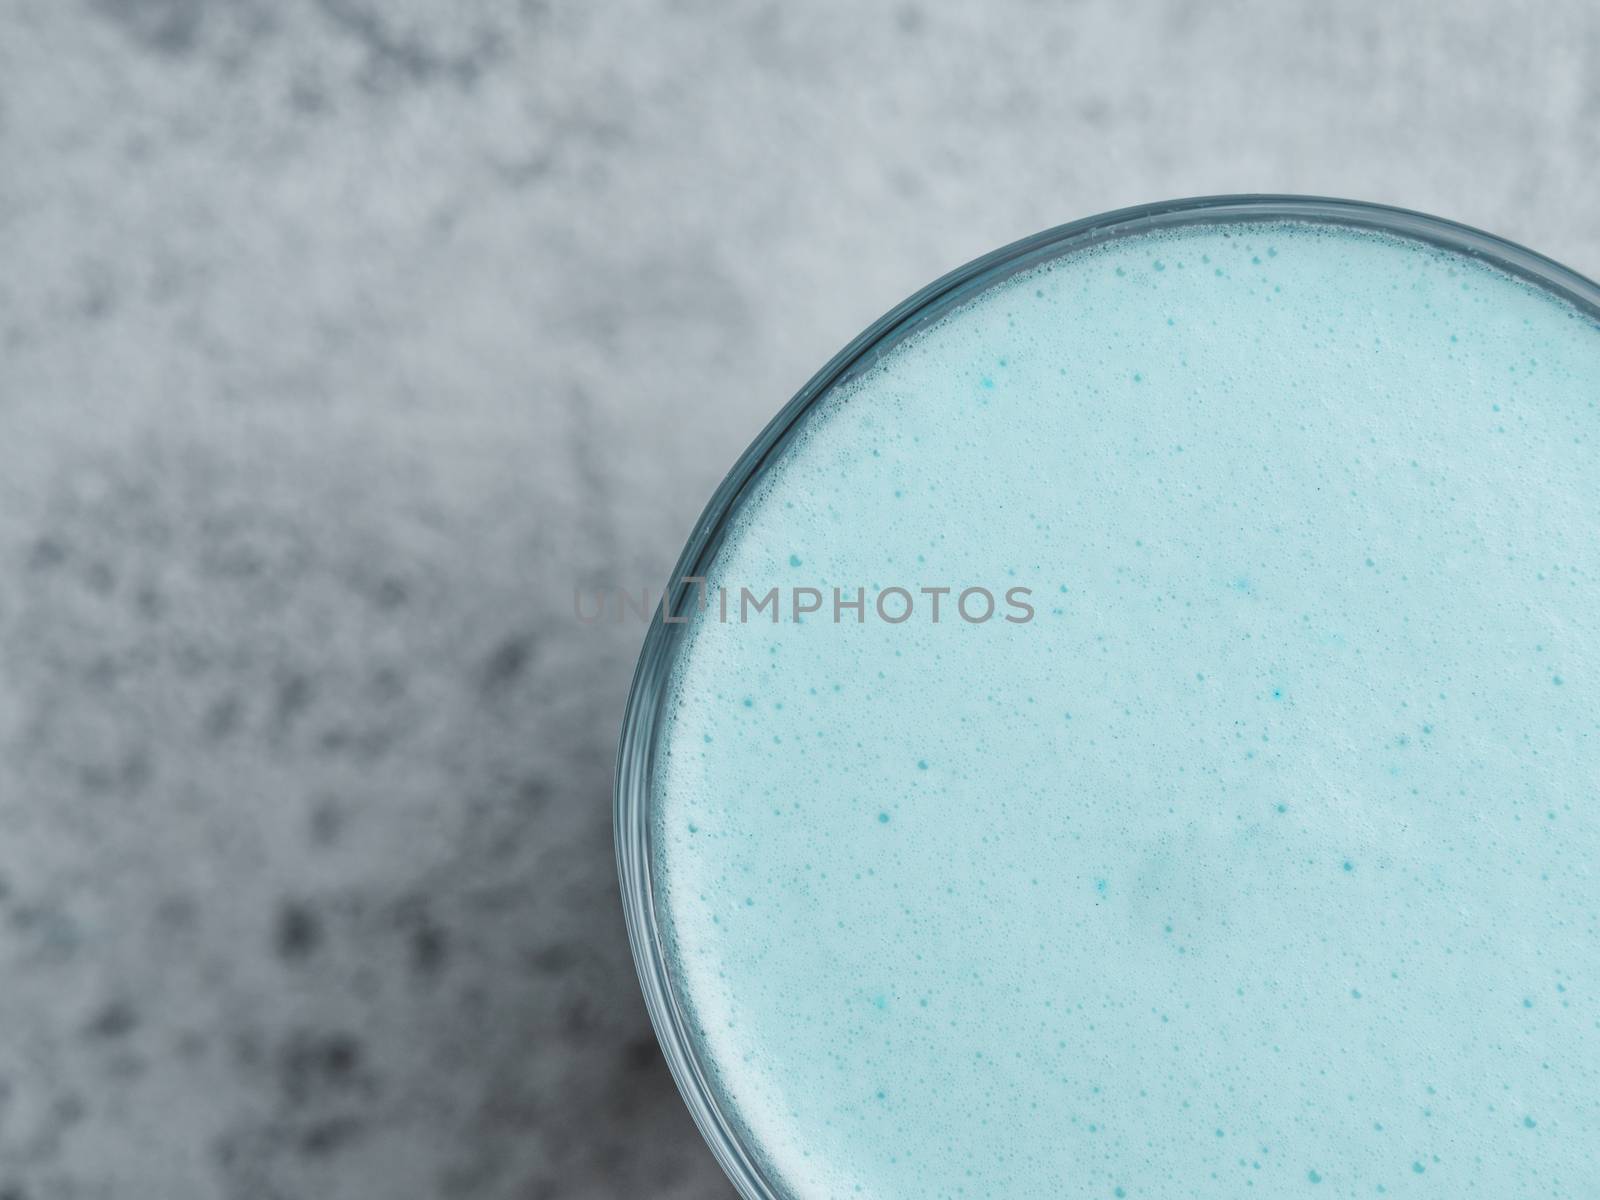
left=650, top=219, right=1600, bottom=1198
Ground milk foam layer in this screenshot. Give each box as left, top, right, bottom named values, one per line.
left=652, top=220, right=1600, bottom=1199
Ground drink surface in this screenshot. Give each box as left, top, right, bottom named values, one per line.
left=649, top=220, right=1600, bottom=1198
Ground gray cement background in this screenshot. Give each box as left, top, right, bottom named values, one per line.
left=0, top=1, right=1596, bottom=1197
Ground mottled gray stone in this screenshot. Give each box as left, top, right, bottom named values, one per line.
left=0, top=0, right=1596, bottom=1196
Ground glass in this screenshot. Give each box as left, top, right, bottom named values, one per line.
left=613, top=195, right=1600, bottom=1200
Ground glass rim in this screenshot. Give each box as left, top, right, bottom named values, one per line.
left=612, top=194, right=1600, bottom=1200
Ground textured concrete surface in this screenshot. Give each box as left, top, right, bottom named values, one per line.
left=0, top=1, right=1596, bottom=1197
